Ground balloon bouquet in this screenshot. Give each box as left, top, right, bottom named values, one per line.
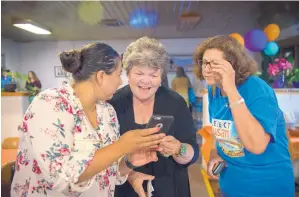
left=228, top=24, right=295, bottom=88
left=229, top=23, right=280, bottom=56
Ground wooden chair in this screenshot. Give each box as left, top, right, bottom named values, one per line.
left=197, top=126, right=213, bottom=166
left=1, top=161, right=15, bottom=185
left=287, top=130, right=295, bottom=161
left=2, top=137, right=19, bottom=149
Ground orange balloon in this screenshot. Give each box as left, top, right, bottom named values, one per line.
left=264, top=24, right=280, bottom=41
left=229, top=33, right=244, bottom=46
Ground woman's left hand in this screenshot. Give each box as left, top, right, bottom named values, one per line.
left=211, top=60, right=236, bottom=94
left=158, top=136, right=181, bottom=157
left=129, top=150, right=158, bottom=167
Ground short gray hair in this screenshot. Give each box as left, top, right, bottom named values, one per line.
left=122, top=36, right=169, bottom=74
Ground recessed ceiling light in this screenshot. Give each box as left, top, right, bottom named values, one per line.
left=12, top=19, right=51, bottom=35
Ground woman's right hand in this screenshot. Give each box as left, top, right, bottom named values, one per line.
left=128, top=171, right=155, bottom=197
left=119, top=127, right=165, bottom=154
left=207, top=149, right=223, bottom=180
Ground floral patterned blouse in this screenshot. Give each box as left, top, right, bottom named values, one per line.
left=11, top=84, right=127, bottom=197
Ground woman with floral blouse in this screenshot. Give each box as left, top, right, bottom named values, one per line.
left=11, top=43, right=165, bottom=197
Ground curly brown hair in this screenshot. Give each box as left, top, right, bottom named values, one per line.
left=193, top=35, right=258, bottom=85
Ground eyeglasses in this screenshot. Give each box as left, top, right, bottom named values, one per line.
left=197, top=60, right=214, bottom=69
left=197, top=59, right=225, bottom=69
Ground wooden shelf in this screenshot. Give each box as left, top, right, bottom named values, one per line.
left=274, top=89, right=299, bottom=94
left=1, top=92, right=29, bottom=96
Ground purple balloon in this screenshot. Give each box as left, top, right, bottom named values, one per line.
left=244, top=29, right=268, bottom=52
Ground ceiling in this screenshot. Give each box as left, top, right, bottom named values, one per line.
left=1, top=1, right=299, bottom=42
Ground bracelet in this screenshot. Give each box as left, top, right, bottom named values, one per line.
left=124, top=155, right=138, bottom=170
left=229, top=97, right=245, bottom=109
left=175, top=143, right=187, bottom=157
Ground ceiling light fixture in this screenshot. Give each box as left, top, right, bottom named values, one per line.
left=12, top=19, right=51, bottom=35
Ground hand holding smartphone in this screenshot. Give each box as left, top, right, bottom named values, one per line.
left=212, top=161, right=226, bottom=176
left=146, top=115, right=174, bottom=135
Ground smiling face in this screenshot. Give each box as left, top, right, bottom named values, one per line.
left=127, top=66, right=162, bottom=102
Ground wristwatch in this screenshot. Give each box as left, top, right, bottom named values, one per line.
left=175, top=143, right=187, bottom=157
left=124, top=155, right=138, bottom=170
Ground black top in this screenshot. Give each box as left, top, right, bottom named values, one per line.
left=108, top=85, right=199, bottom=197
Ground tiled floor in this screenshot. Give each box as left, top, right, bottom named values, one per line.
left=188, top=158, right=210, bottom=197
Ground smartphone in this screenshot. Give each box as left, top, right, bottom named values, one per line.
left=147, top=180, right=154, bottom=197
left=212, top=161, right=226, bottom=176
left=146, top=115, right=174, bottom=134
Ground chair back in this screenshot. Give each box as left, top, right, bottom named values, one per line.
left=2, top=137, right=19, bottom=149
left=1, top=161, right=15, bottom=185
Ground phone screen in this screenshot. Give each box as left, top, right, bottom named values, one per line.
left=146, top=115, right=174, bottom=134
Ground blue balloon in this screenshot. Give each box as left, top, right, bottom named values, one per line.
left=244, top=29, right=268, bottom=52
left=264, top=42, right=279, bottom=56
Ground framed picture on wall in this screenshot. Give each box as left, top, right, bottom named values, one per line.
left=54, top=66, right=68, bottom=78
left=168, top=55, right=194, bottom=72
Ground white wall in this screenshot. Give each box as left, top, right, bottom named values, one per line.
left=11, top=38, right=261, bottom=90
left=278, top=23, right=299, bottom=40
left=1, top=38, right=21, bottom=71
left=17, top=38, right=203, bottom=90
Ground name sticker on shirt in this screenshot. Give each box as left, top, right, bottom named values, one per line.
left=212, top=118, right=245, bottom=158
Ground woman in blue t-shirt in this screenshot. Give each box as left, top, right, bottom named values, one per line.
left=193, top=35, right=295, bottom=197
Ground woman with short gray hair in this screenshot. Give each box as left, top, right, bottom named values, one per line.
left=109, top=37, right=199, bottom=197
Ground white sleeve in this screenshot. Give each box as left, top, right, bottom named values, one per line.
left=25, top=92, right=96, bottom=193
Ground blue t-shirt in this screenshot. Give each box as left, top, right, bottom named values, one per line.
left=1, top=76, right=12, bottom=88
left=208, top=76, right=294, bottom=197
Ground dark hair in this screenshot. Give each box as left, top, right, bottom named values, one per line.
left=59, top=43, right=119, bottom=82
left=193, top=35, right=258, bottom=85
left=28, top=71, right=39, bottom=82
left=176, top=67, right=192, bottom=87
left=176, top=67, right=187, bottom=77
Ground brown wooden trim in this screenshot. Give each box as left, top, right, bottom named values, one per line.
left=274, top=89, right=299, bottom=94
left=1, top=92, right=29, bottom=96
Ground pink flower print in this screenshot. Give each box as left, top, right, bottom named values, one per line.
left=19, top=155, right=24, bottom=164
left=74, top=125, right=82, bottom=133
left=60, top=148, right=70, bottom=155
left=22, top=122, right=28, bottom=133
left=66, top=105, right=73, bottom=114
left=50, top=162, right=62, bottom=174
left=104, top=175, right=110, bottom=187
left=41, top=154, right=46, bottom=161
left=60, top=89, right=67, bottom=95
left=32, top=159, right=41, bottom=174
left=106, top=169, right=111, bottom=176
left=24, top=112, right=34, bottom=121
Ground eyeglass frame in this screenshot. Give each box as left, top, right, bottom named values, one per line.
left=197, top=60, right=216, bottom=69
left=197, top=59, right=233, bottom=69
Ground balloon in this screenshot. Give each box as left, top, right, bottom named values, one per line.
left=229, top=33, right=244, bottom=46
left=244, top=29, right=268, bottom=52
left=264, top=24, right=280, bottom=41
left=264, top=42, right=279, bottom=56
left=78, top=1, right=104, bottom=25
